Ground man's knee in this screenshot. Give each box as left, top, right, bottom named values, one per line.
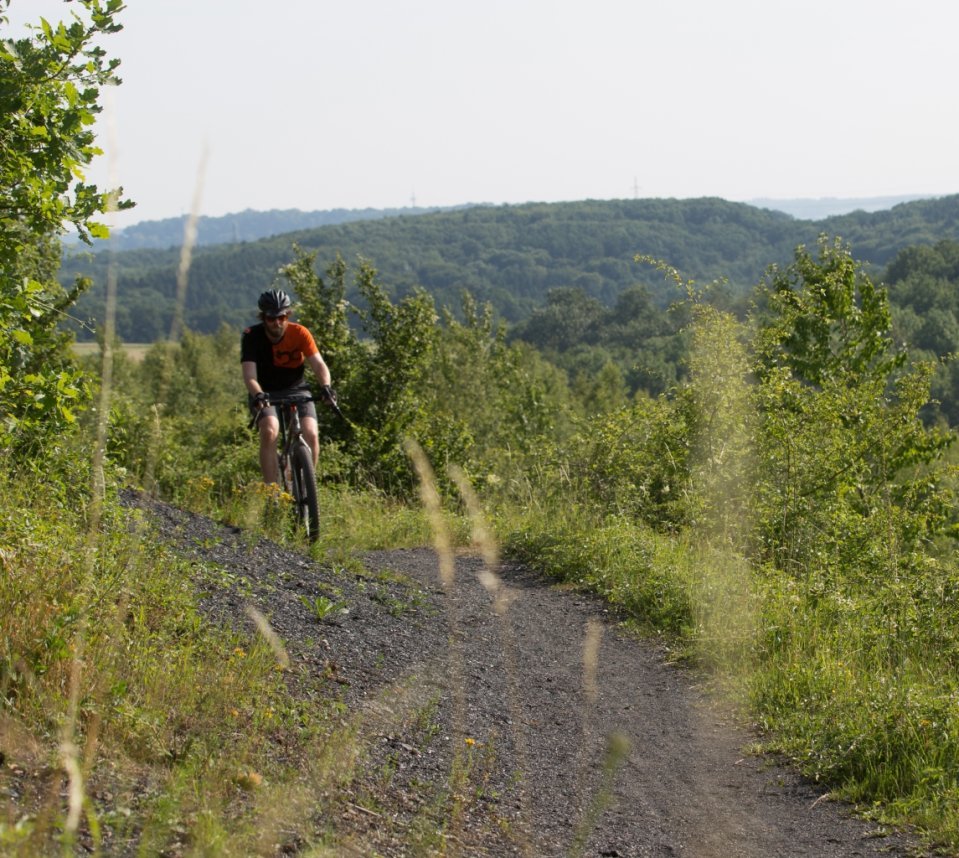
left=259, top=418, right=280, bottom=446
left=301, top=417, right=319, bottom=444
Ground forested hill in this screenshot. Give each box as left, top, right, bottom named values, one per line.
left=64, top=204, right=475, bottom=252
left=62, top=195, right=959, bottom=342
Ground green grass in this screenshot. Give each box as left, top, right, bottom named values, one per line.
left=0, top=460, right=355, bottom=855
left=184, top=475, right=472, bottom=557
left=750, top=565, right=959, bottom=846
left=498, top=503, right=756, bottom=671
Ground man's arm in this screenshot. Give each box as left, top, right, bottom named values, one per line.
left=307, top=352, right=332, bottom=388
left=242, top=361, right=263, bottom=396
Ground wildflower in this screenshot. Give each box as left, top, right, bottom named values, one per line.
left=235, top=770, right=262, bottom=790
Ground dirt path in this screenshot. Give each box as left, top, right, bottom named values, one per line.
left=128, top=493, right=927, bottom=857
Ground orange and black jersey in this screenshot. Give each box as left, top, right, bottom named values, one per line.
left=240, top=322, right=319, bottom=391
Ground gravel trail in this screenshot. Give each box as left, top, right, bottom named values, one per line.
left=126, top=491, right=928, bottom=857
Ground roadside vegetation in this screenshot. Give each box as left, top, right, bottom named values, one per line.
left=4, top=0, right=959, bottom=854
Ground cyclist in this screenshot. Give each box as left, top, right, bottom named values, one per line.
left=241, top=288, right=334, bottom=484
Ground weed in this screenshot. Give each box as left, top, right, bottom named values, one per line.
left=299, top=594, right=349, bottom=623
left=368, top=584, right=413, bottom=617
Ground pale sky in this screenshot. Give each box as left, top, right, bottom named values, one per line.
left=6, top=0, right=959, bottom=229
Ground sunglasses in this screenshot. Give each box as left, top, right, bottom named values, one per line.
left=265, top=314, right=288, bottom=322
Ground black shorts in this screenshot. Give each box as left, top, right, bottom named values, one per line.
left=248, top=390, right=317, bottom=422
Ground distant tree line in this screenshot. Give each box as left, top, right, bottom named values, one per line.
left=59, top=195, right=959, bottom=420
left=61, top=195, right=959, bottom=345
left=510, top=237, right=959, bottom=424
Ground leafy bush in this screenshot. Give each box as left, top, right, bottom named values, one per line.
left=0, top=0, right=130, bottom=452
left=752, top=238, right=956, bottom=579
left=281, top=247, right=577, bottom=497
left=556, top=395, right=691, bottom=529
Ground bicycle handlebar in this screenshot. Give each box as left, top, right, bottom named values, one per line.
left=248, top=390, right=346, bottom=428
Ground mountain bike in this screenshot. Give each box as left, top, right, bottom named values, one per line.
left=252, top=391, right=333, bottom=543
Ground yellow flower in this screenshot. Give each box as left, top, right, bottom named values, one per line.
left=235, top=770, right=262, bottom=790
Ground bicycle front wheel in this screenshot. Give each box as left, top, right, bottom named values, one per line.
left=290, top=442, right=319, bottom=543
left=277, top=452, right=294, bottom=496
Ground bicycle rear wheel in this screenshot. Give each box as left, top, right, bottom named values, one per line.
left=290, top=442, right=319, bottom=542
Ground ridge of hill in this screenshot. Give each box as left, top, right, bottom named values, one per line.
left=73, top=195, right=939, bottom=253
left=65, top=203, right=481, bottom=252
left=61, top=195, right=959, bottom=343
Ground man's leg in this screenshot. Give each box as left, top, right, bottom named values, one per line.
left=301, top=415, right=320, bottom=467
left=258, top=415, right=280, bottom=483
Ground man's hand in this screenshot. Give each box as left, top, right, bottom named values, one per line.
left=253, top=391, right=269, bottom=409
left=318, top=385, right=337, bottom=406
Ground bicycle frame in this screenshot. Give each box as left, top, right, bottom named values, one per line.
left=253, top=392, right=321, bottom=542
left=274, top=399, right=310, bottom=473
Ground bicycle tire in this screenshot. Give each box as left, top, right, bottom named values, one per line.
left=290, top=441, right=320, bottom=543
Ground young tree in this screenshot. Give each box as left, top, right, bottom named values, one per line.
left=0, top=0, right=130, bottom=448
left=281, top=250, right=441, bottom=492
left=752, top=238, right=955, bottom=580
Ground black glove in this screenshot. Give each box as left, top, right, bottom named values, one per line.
left=253, top=391, right=269, bottom=408
left=319, top=385, right=336, bottom=405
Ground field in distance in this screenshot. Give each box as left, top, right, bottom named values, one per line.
left=72, top=341, right=151, bottom=362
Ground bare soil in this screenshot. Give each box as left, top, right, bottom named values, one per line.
left=122, top=491, right=931, bottom=857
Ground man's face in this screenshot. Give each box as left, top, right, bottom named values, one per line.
left=264, top=313, right=289, bottom=341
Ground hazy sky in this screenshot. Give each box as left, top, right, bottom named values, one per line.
left=6, top=0, right=959, bottom=228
